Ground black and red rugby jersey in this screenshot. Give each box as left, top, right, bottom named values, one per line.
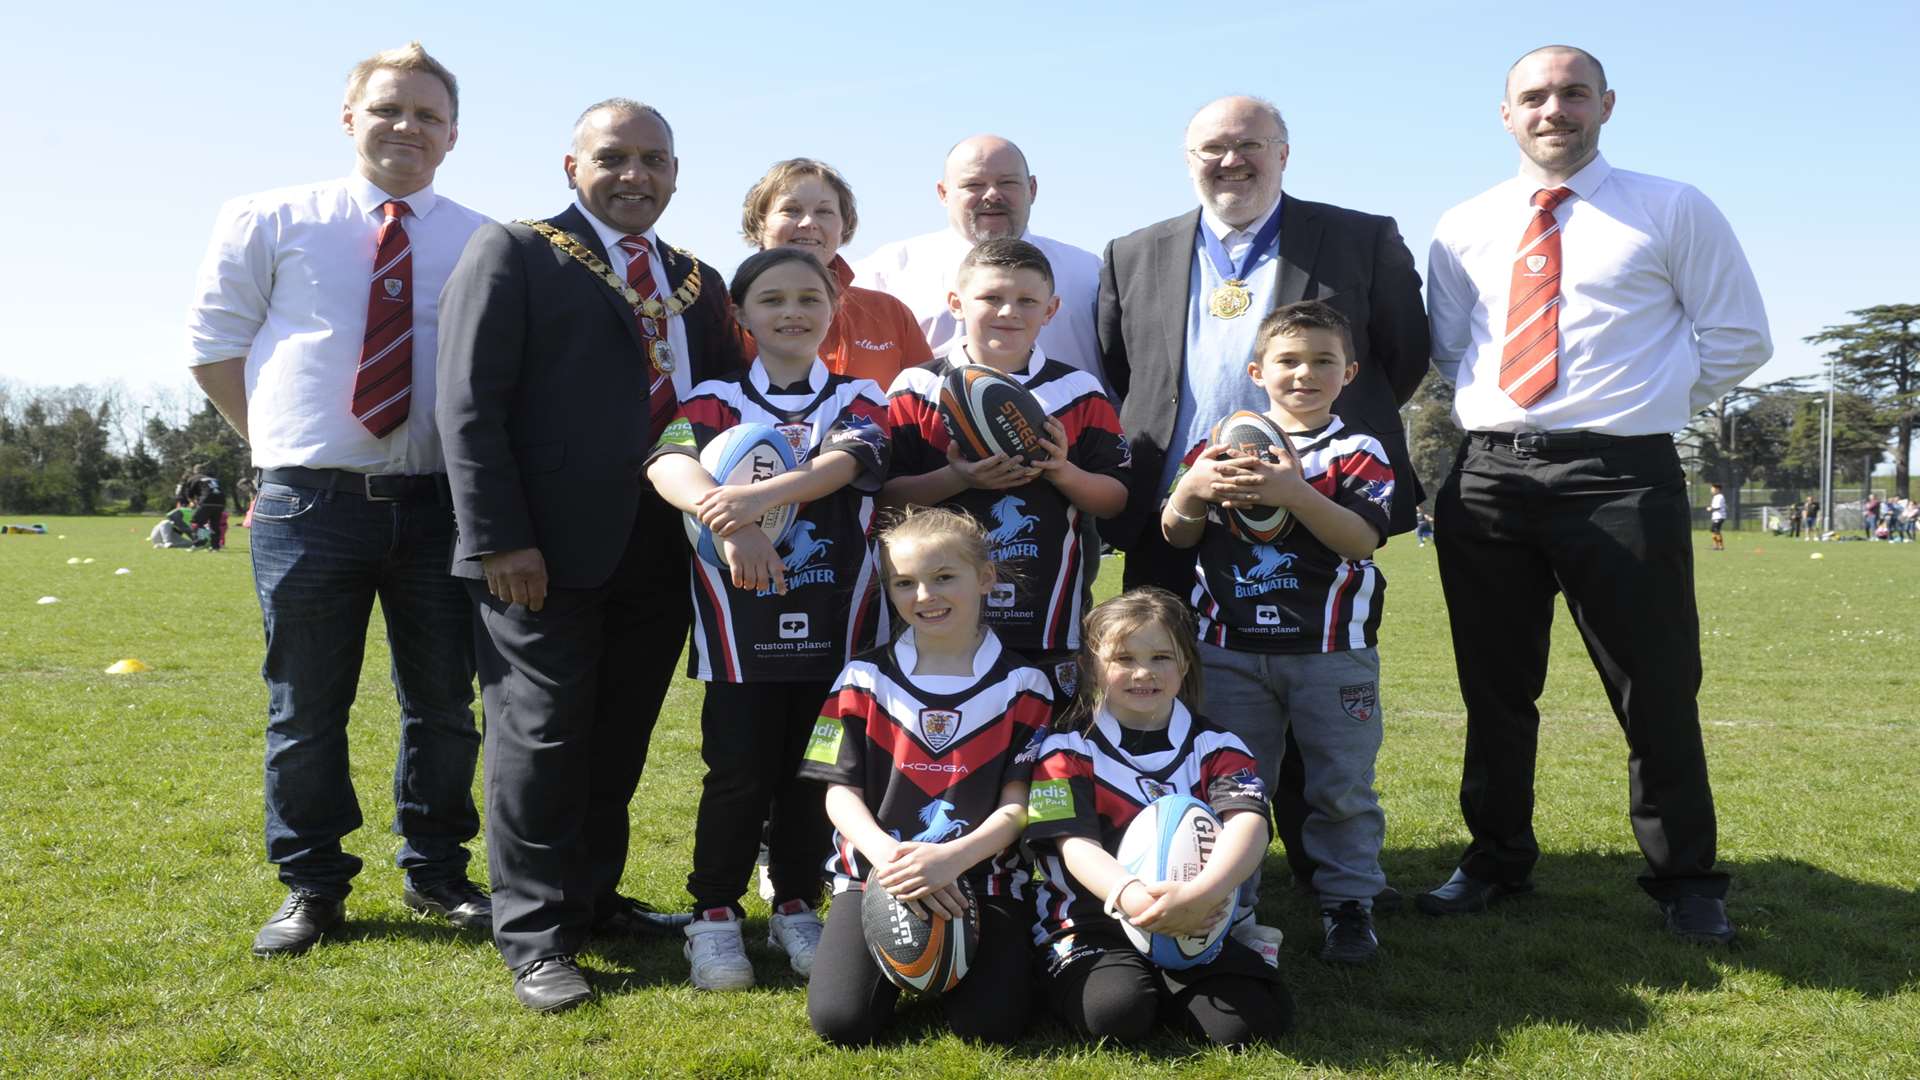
left=885, top=345, right=1130, bottom=655
left=1024, top=701, right=1268, bottom=943
left=652, top=359, right=890, bottom=682
left=799, top=628, right=1053, bottom=897
left=1170, top=415, right=1393, bottom=653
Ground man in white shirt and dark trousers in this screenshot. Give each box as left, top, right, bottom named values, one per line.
left=185, top=43, right=493, bottom=957
left=1419, top=45, right=1770, bottom=944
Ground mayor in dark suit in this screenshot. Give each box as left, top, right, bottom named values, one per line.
left=437, top=98, right=745, bottom=1012
left=1097, top=95, right=1429, bottom=919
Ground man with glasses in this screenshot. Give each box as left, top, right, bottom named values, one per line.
left=1095, top=94, right=1429, bottom=950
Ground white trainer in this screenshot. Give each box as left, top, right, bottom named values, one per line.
left=1231, top=917, right=1285, bottom=968
left=767, top=899, right=824, bottom=976
left=684, top=908, right=755, bottom=990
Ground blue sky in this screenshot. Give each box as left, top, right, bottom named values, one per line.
left=2, top=0, right=1915, bottom=424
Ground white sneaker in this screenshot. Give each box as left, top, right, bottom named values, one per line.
left=756, top=842, right=776, bottom=902
left=684, top=908, right=755, bottom=990
left=1231, top=917, right=1285, bottom=968
left=767, top=899, right=824, bottom=976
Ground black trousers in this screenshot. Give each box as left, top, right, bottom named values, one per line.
left=471, top=509, right=692, bottom=970
left=1040, top=928, right=1294, bottom=1048
left=1434, top=434, right=1727, bottom=900
left=687, top=680, right=832, bottom=913
left=1122, top=529, right=1315, bottom=885
left=808, top=890, right=1033, bottom=1046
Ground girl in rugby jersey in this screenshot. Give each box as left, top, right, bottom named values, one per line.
left=797, top=507, right=1054, bottom=1045
left=647, top=249, right=891, bottom=992
left=1025, top=588, right=1295, bottom=1047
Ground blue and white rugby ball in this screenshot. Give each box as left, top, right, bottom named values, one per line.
left=682, top=422, right=799, bottom=570
left=1114, top=794, right=1228, bottom=970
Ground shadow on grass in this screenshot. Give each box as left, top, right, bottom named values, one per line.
left=953, top=846, right=1920, bottom=1068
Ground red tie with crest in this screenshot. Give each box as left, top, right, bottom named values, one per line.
left=1499, top=186, right=1574, bottom=408
left=617, top=234, right=679, bottom=443
left=353, top=199, right=414, bottom=437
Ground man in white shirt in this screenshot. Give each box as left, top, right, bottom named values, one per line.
left=185, top=43, right=493, bottom=959
left=1418, top=45, right=1771, bottom=944
left=853, top=135, right=1103, bottom=379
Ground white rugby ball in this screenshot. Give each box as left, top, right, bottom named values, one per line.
left=682, top=422, right=799, bottom=570
left=1211, top=410, right=1299, bottom=543
left=1114, top=794, right=1229, bottom=970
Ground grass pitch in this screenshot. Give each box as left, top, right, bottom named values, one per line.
left=0, top=516, right=1915, bottom=1078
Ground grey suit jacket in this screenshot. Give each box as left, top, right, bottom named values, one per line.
left=1097, top=195, right=1430, bottom=546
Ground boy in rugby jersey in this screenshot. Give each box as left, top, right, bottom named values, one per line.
left=883, top=238, right=1130, bottom=707
left=799, top=507, right=1054, bottom=1045
left=648, top=249, right=890, bottom=990
left=1161, top=300, right=1395, bottom=965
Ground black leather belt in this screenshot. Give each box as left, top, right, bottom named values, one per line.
left=256, top=466, right=450, bottom=503
left=1469, top=430, right=1670, bottom=457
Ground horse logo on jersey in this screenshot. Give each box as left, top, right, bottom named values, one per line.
left=1231, top=546, right=1300, bottom=597
left=919, top=708, right=961, bottom=752
left=1136, top=777, right=1176, bottom=801
left=911, top=798, right=970, bottom=842
left=775, top=422, right=813, bottom=464
left=985, top=495, right=1041, bottom=559
left=759, top=522, right=836, bottom=596
left=1358, top=478, right=1395, bottom=514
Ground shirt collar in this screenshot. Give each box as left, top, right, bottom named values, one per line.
left=956, top=341, right=1048, bottom=380
left=1201, top=192, right=1283, bottom=244
left=1093, top=698, right=1192, bottom=764
left=575, top=196, right=658, bottom=257
left=829, top=253, right=856, bottom=290
left=893, top=627, right=1001, bottom=680
left=350, top=173, right=438, bottom=219
left=750, top=356, right=829, bottom=396
left=1516, top=152, right=1612, bottom=204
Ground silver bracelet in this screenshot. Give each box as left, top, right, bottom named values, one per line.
left=1103, top=875, right=1145, bottom=919
left=1166, top=501, right=1207, bottom=524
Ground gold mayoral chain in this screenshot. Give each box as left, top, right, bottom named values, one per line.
left=1210, top=279, right=1253, bottom=320
left=520, top=220, right=703, bottom=373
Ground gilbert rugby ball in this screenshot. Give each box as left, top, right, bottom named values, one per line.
left=1114, top=794, right=1228, bottom=970
left=1212, top=410, right=1299, bottom=543
left=861, top=877, right=979, bottom=995
left=938, top=363, right=1051, bottom=465
left=682, top=422, right=799, bottom=570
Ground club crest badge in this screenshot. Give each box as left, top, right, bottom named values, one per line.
left=383, top=277, right=404, bottom=298
left=919, top=708, right=960, bottom=752
left=1524, top=254, right=1548, bottom=275
left=1053, top=660, right=1079, bottom=698
left=1136, top=777, right=1176, bottom=801
left=1340, top=682, right=1378, bottom=723
left=776, top=422, right=813, bottom=463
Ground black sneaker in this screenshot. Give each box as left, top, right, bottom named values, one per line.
left=1318, top=900, right=1379, bottom=964
left=404, top=878, right=493, bottom=931
left=252, top=888, right=345, bottom=957
left=592, top=894, right=694, bottom=937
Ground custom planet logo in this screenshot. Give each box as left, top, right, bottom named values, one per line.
left=984, top=495, right=1041, bottom=560
left=778, top=613, right=810, bottom=640
left=1231, top=546, right=1300, bottom=597
left=987, top=583, right=1017, bottom=609
left=919, top=708, right=960, bottom=752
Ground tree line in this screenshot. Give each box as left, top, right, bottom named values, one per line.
left=3, top=306, right=1912, bottom=519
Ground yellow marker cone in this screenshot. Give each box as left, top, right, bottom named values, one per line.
left=106, top=658, right=151, bottom=674
left=1810, top=552, right=1824, bottom=560
left=66, top=557, right=80, bottom=565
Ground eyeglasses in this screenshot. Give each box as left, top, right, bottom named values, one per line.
left=1188, top=139, right=1280, bottom=162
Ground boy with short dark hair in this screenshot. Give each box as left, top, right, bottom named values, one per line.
left=1708, top=483, right=1727, bottom=550
left=1162, top=299, right=1396, bottom=965
left=883, top=238, right=1131, bottom=706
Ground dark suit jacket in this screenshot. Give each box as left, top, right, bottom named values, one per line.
left=437, top=205, right=744, bottom=589
left=1098, top=195, right=1429, bottom=546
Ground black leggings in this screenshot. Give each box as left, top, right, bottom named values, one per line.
left=1043, top=933, right=1294, bottom=1048
left=808, top=889, right=1033, bottom=1046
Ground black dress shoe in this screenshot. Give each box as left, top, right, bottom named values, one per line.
left=252, top=889, right=345, bottom=957
left=592, top=894, right=693, bottom=938
left=1414, top=868, right=1534, bottom=916
left=404, top=878, right=493, bottom=931
left=514, top=955, right=593, bottom=1013
left=1660, top=896, right=1736, bottom=945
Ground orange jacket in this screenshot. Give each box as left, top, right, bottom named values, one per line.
left=740, top=255, right=932, bottom=386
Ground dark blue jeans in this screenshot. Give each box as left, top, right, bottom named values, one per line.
left=249, top=480, right=480, bottom=899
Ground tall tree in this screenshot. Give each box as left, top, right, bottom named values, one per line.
left=1805, top=304, right=1919, bottom=497
left=1683, top=378, right=1809, bottom=526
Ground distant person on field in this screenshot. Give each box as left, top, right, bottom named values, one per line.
left=1787, top=502, right=1801, bottom=538
left=177, top=463, right=228, bottom=551
left=185, top=42, right=492, bottom=958
left=1708, top=483, right=1726, bottom=550
left=1415, top=506, right=1435, bottom=547
left=150, top=507, right=195, bottom=549
left=1803, top=495, right=1819, bottom=541
left=1421, top=45, right=1770, bottom=945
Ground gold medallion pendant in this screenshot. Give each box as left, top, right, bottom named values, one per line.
left=649, top=338, right=676, bottom=374
left=1210, top=280, right=1252, bottom=319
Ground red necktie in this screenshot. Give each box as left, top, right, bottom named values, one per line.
left=1499, top=186, right=1574, bottom=409
left=617, top=234, right=679, bottom=443
left=354, top=200, right=414, bottom=437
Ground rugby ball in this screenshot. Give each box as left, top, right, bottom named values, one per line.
left=682, top=422, right=799, bottom=570
left=860, top=877, right=980, bottom=995
left=938, top=363, right=1051, bottom=465
left=1211, top=410, right=1299, bottom=543
left=1114, top=794, right=1229, bottom=970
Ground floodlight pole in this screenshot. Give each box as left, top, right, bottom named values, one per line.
left=1821, top=349, right=1835, bottom=535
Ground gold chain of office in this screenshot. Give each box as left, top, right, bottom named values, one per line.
left=519, top=220, right=702, bottom=318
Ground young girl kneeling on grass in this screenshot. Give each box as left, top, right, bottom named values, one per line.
left=647, top=248, right=891, bottom=990
left=1025, top=588, right=1295, bottom=1048
left=798, top=507, right=1054, bottom=1045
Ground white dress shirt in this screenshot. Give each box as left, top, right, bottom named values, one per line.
left=572, top=199, right=697, bottom=403
left=1428, top=154, right=1771, bottom=435
left=1201, top=194, right=1283, bottom=266
left=185, top=174, right=490, bottom=473
left=851, top=227, right=1104, bottom=382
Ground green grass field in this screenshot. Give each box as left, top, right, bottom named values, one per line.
left=1, top=516, right=1915, bottom=1078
